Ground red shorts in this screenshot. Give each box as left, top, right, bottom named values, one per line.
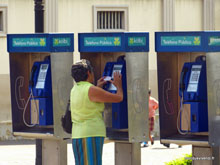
left=149, top=117, right=155, bottom=132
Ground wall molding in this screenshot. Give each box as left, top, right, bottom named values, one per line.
left=44, top=0, right=58, bottom=32
left=0, top=5, right=8, bottom=37
left=163, top=0, right=175, bottom=31
left=203, top=0, right=215, bottom=30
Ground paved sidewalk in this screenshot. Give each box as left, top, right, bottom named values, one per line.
left=0, top=140, right=192, bottom=165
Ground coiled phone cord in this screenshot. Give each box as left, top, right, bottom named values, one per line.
left=177, top=92, right=190, bottom=135
left=23, top=89, right=39, bottom=127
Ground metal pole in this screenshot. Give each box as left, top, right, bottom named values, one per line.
left=34, top=0, right=44, bottom=33
left=34, top=0, right=44, bottom=164
left=35, top=139, right=42, bottom=165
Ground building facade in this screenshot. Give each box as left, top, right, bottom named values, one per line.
left=0, top=0, right=219, bottom=139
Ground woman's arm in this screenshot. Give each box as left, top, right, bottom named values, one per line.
left=88, top=72, right=123, bottom=103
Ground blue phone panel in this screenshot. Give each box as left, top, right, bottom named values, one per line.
left=103, top=61, right=128, bottom=129
left=179, top=60, right=208, bottom=132
left=29, top=58, right=53, bottom=126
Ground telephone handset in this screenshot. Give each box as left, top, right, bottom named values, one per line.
left=179, top=67, right=189, bottom=93
left=29, top=65, right=37, bottom=88
left=103, top=62, right=124, bottom=93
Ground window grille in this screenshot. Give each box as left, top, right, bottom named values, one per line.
left=93, top=6, right=128, bottom=32
left=97, top=11, right=125, bottom=30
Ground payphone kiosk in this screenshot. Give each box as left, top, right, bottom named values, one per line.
left=155, top=31, right=220, bottom=164
left=78, top=32, right=149, bottom=164
left=8, top=33, right=74, bottom=165
left=7, top=33, right=73, bottom=139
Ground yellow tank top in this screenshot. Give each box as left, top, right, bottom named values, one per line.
left=70, top=81, right=106, bottom=138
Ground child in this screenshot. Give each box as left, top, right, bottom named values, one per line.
left=143, top=89, right=158, bottom=147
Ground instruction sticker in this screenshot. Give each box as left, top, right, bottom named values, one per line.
left=36, top=64, right=49, bottom=89
left=187, top=65, right=202, bottom=92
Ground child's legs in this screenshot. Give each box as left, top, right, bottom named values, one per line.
left=72, top=137, right=104, bottom=165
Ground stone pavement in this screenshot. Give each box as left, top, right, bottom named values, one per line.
left=0, top=140, right=192, bottom=165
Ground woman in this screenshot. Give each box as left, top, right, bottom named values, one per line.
left=70, top=59, right=123, bottom=165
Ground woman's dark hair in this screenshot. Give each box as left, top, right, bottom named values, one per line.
left=148, top=88, right=151, bottom=95
left=71, top=59, right=93, bottom=82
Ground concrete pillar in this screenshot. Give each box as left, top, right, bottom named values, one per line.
left=115, top=142, right=141, bottom=165
left=42, top=139, right=67, bottom=165
left=192, top=145, right=220, bottom=165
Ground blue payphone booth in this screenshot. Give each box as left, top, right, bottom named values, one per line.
left=7, top=33, right=73, bottom=138
left=155, top=31, right=220, bottom=148
left=78, top=32, right=149, bottom=142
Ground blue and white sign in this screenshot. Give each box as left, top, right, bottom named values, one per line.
left=79, top=32, right=149, bottom=52
left=12, top=38, right=47, bottom=47
left=7, top=33, right=74, bottom=53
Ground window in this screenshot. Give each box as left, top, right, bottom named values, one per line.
left=0, top=6, right=7, bottom=36
left=93, top=5, right=128, bottom=32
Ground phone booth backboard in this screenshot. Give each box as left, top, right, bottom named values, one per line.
left=7, top=33, right=74, bottom=139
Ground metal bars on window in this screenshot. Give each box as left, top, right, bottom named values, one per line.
left=97, top=11, right=124, bottom=30
left=0, top=11, right=3, bottom=31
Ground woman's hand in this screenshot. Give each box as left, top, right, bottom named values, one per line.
left=89, top=72, right=123, bottom=103
left=97, top=77, right=107, bottom=88
left=110, top=72, right=122, bottom=89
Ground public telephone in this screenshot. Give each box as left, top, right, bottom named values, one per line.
left=23, top=57, right=53, bottom=126
left=178, top=56, right=208, bottom=133
left=103, top=57, right=128, bottom=129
